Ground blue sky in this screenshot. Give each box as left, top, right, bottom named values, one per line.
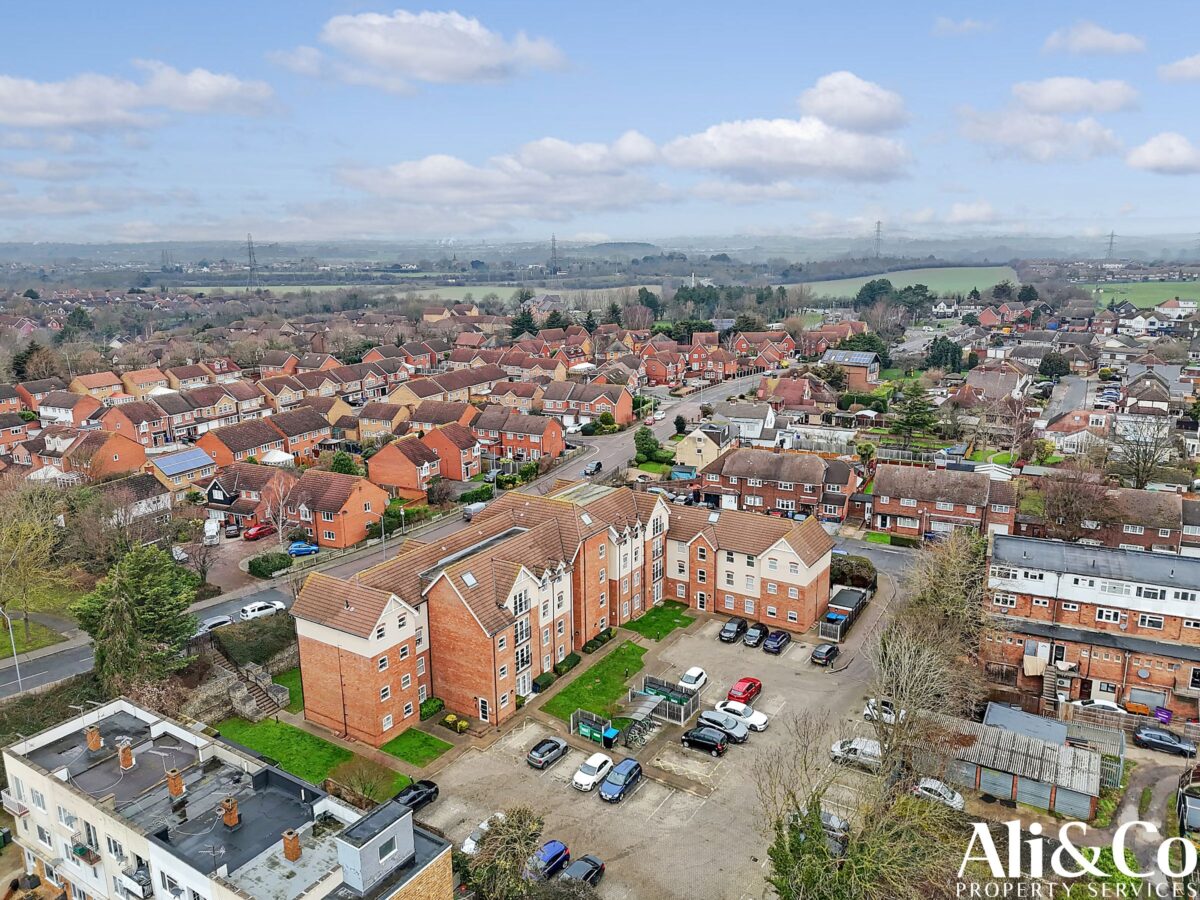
left=2, top=2, right=1200, bottom=243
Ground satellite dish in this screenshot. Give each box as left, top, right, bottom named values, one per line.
left=1138, top=668, right=1151, bottom=679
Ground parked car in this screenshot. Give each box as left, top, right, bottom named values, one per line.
left=810, top=643, right=840, bottom=666
left=726, top=677, right=762, bottom=704
left=242, top=522, right=277, bottom=541
left=527, top=840, right=571, bottom=879
left=681, top=726, right=728, bottom=757
left=558, top=854, right=605, bottom=885
left=830, top=737, right=882, bottom=771
left=715, top=699, right=769, bottom=731
left=565, top=423, right=583, bottom=435
left=1071, top=698, right=1125, bottom=714
left=911, top=777, right=965, bottom=811
left=863, top=699, right=906, bottom=726
left=697, top=709, right=750, bottom=743
left=572, top=753, right=613, bottom=792
left=1133, top=724, right=1197, bottom=757
left=653, top=411, right=666, bottom=422
left=393, top=779, right=439, bottom=812
left=743, top=623, right=770, bottom=648
left=462, top=813, right=504, bottom=855
left=462, top=502, right=488, bottom=521
left=526, top=737, right=569, bottom=770
left=598, top=758, right=642, bottom=802
left=224, top=522, right=242, bottom=538
left=718, top=617, right=749, bottom=643
left=170, top=546, right=189, bottom=563
left=582, top=460, right=603, bottom=476
left=287, top=541, right=320, bottom=557
left=239, top=599, right=286, bottom=621
left=763, top=630, right=792, bottom=654
left=677, top=666, right=708, bottom=693
left=644, top=416, right=655, bottom=425
left=193, top=615, right=232, bottom=638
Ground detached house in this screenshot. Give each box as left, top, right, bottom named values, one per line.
left=36, top=390, right=102, bottom=427
left=420, top=422, right=482, bottom=481
left=367, top=436, right=441, bottom=501
left=120, top=367, right=169, bottom=399
left=199, top=461, right=296, bottom=529
left=96, top=399, right=171, bottom=448
left=284, top=469, right=389, bottom=549
left=818, top=349, right=881, bottom=392
left=68, top=370, right=122, bottom=400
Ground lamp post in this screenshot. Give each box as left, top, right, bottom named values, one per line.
left=0, top=609, right=23, bottom=693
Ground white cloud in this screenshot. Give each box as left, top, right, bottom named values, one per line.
left=1127, top=132, right=1200, bottom=174
left=690, top=180, right=817, bottom=204
left=512, top=131, right=657, bottom=175
left=275, top=10, right=565, bottom=93
left=933, top=17, right=992, bottom=37
left=1159, top=53, right=1200, bottom=82
left=0, top=62, right=272, bottom=129
left=1043, top=21, right=1145, bottom=55
left=2, top=158, right=103, bottom=181
left=946, top=200, right=997, bottom=224
left=663, top=117, right=909, bottom=181
left=1012, top=77, right=1137, bottom=114
left=959, top=106, right=1120, bottom=162
left=797, top=71, right=907, bottom=132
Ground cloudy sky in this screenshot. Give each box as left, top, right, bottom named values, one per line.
left=3, top=2, right=1200, bottom=243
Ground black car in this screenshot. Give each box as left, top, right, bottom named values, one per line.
left=582, top=460, right=603, bottom=476
left=1133, top=724, right=1197, bottom=757
left=743, top=622, right=770, bottom=648
left=763, top=630, right=792, bottom=655
left=526, top=737, right=569, bottom=769
left=718, top=617, right=749, bottom=643
left=811, top=643, right=840, bottom=666
left=681, top=726, right=728, bottom=757
left=393, top=779, right=439, bottom=811
left=558, top=854, right=605, bottom=886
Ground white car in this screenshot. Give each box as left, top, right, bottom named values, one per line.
left=912, top=777, right=965, bottom=811
left=565, top=423, right=583, bottom=434
left=1072, top=698, right=1125, bottom=714
left=462, top=812, right=505, bottom=855
left=677, top=666, right=708, bottom=693
left=653, top=411, right=666, bottom=422
left=715, top=700, right=769, bottom=732
left=572, top=752, right=613, bottom=792
left=239, top=600, right=287, bottom=621
left=863, top=699, right=907, bottom=726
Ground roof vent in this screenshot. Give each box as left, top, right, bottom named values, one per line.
left=462, top=571, right=478, bottom=587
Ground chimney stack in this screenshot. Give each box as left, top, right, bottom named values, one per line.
left=221, top=797, right=240, bottom=830
left=84, top=725, right=102, bottom=752
left=166, top=768, right=185, bottom=799
left=116, top=738, right=134, bottom=771
left=282, top=829, right=301, bottom=862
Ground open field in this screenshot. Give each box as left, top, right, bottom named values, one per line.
left=1078, top=281, right=1200, bottom=309
left=806, top=266, right=1019, bottom=298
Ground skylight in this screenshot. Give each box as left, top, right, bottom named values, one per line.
left=580, top=513, right=593, bottom=526
left=462, top=572, right=478, bottom=587
left=708, top=512, right=720, bottom=523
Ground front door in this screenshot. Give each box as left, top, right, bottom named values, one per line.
left=478, top=697, right=490, bottom=722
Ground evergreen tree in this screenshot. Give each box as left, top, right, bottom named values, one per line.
left=603, top=302, right=622, bottom=326
left=967, top=287, right=981, bottom=302
left=1017, top=283, right=1040, bottom=305
left=542, top=310, right=567, bottom=330
left=1038, top=352, right=1070, bottom=378
left=889, top=381, right=937, bottom=448
left=674, top=414, right=687, bottom=435
left=923, top=336, right=962, bottom=372
left=510, top=307, right=536, bottom=338
left=636, top=287, right=661, bottom=319
left=328, top=450, right=362, bottom=476
left=582, top=309, right=597, bottom=332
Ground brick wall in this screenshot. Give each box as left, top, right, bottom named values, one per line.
left=383, top=844, right=453, bottom=900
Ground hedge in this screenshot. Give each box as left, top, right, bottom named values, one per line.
left=496, top=474, right=520, bottom=489
left=580, top=423, right=597, bottom=436
left=837, top=392, right=888, bottom=413
left=581, top=639, right=600, bottom=654
left=533, top=672, right=556, bottom=692
left=459, top=484, right=494, bottom=505
left=419, top=697, right=445, bottom=720
left=440, top=713, right=470, bottom=734
left=248, top=552, right=292, bottom=579
left=215, top=614, right=297, bottom=667
left=652, top=448, right=676, bottom=464
left=891, top=535, right=920, bottom=549
left=553, top=652, right=581, bottom=677
left=830, top=554, right=878, bottom=589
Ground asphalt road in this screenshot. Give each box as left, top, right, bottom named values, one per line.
left=1044, top=374, right=1089, bottom=420
left=0, top=371, right=915, bottom=699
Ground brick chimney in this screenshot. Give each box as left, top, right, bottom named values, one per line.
left=116, top=738, right=134, bottom=771
left=84, top=725, right=102, bottom=752
left=166, top=768, right=185, bottom=799
left=221, top=797, right=240, bottom=830
left=282, top=829, right=301, bottom=862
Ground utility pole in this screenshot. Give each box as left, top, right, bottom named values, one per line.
left=1106, top=231, right=1116, bottom=260
left=873, top=221, right=882, bottom=259
left=550, top=234, right=559, bottom=275
left=246, top=233, right=259, bottom=292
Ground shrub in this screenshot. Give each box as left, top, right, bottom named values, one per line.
left=634, top=453, right=647, bottom=465
left=891, top=535, right=920, bottom=549
left=553, top=652, right=581, bottom=676
left=830, top=554, right=878, bottom=589
left=215, top=614, right=297, bottom=667
left=516, top=695, right=526, bottom=709
left=248, top=552, right=292, bottom=579
left=459, top=484, right=494, bottom=505
left=286, top=528, right=309, bottom=543
left=440, top=713, right=458, bottom=731
left=517, top=462, right=538, bottom=482
left=496, top=474, right=520, bottom=489
left=653, top=448, right=675, bottom=464
left=419, top=697, right=445, bottom=720
left=580, top=423, right=597, bottom=436
left=533, top=671, right=556, bottom=692
left=194, top=581, right=222, bottom=602
left=582, top=639, right=600, bottom=654
left=453, top=718, right=470, bottom=734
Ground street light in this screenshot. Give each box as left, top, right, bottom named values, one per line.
left=0, top=609, right=23, bottom=693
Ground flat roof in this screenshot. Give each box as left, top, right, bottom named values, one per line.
left=331, top=826, right=449, bottom=900
left=993, top=534, right=1200, bottom=591
left=552, top=481, right=617, bottom=506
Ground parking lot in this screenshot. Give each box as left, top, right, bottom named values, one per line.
left=420, top=615, right=880, bottom=899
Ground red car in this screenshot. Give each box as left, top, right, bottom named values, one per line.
left=727, top=677, right=762, bottom=704
left=242, top=523, right=278, bottom=541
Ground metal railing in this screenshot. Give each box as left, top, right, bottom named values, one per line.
left=1, top=790, right=28, bottom=817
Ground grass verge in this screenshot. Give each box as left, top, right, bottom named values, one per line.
left=381, top=729, right=454, bottom=767
left=864, top=532, right=892, bottom=545
left=638, top=461, right=672, bottom=475
left=0, top=620, right=64, bottom=660
left=1092, top=758, right=1135, bottom=828
left=622, top=601, right=694, bottom=641
left=542, top=641, right=647, bottom=723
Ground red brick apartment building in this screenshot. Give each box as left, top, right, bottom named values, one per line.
left=664, top=507, right=834, bottom=631
left=697, top=448, right=859, bottom=521
left=983, top=535, right=1200, bottom=721
left=870, top=464, right=1016, bottom=540
left=285, top=469, right=389, bottom=548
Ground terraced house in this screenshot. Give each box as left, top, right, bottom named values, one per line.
left=698, top=447, right=859, bottom=520
left=871, top=464, right=1016, bottom=540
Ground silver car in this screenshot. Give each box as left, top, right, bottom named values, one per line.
left=697, top=709, right=750, bottom=743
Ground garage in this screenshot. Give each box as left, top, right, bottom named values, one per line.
left=979, top=767, right=1014, bottom=799
left=1015, top=776, right=1053, bottom=809
left=1128, top=687, right=1168, bottom=710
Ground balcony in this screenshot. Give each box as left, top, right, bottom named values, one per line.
left=119, top=865, right=152, bottom=899
left=1, top=790, right=28, bottom=817
left=71, top=833, right=101, bottom=865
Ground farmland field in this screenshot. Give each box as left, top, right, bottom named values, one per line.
left=805, top=266, right=1019, bottom=298
left=1078, top=281, right=1200, bottom=309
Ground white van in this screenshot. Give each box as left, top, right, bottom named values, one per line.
left=463, top=502, right=488, bottom=522
left=203, top=519, right=221, bottom=546
left=830, top=738, right=882, bottom=772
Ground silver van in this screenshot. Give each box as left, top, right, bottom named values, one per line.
left=463, top=502, right=487, bottom=522
left=830, top=737, right=882, bottom=772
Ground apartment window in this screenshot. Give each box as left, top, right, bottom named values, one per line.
left=543, top=627, right=550, bottom=646
left=724, top=595, right=735, bottom=610
left=767, top=558, right=778, bottom=571
left=1100, top=580, right=1131, bottom=596
left=766, top=606, right=777, bottom=618
left=321, top=511, right=335, bottom=522
left=398, top=672, right=411, bottom=689
left=726, top=551, right=735, bottom=563
left=599, top=593, right=607, bottom=607
left=676, top=583, right=685, bottom=598
left=498, top=636, right=507, bottom=651
left=788, top=561, right=799, bottom=575
left=900, top=497, right=917, bottom=507
left=935, top=501, right=953, bottom=511
left=419, top=684, right=427, bottom=702
left=500, top=693, right=510, bottom=708
left=399, top=644, right=410, bottom=660
left=377, top=656, right=389, bottom=672
left=1137, top=586, right=1165, bottom=600
left=677, top=560, right=686, bottom=576
left=380, top=685, right=391, bottom=701
left=992, top=593, right=1017, bottom=608
left=787, top=611, right=798, bottom=623
left=1022, top=571, right=1045, bottom=582
left=106, top=837, right=123, bottom=859
left=1177, top=591, right=1199, bottom=603
left=499, top=665, right=508, bottom=679
left=767, top=582, right=777, bottom=595
left=598, top=544, right=605, bottom=559
left=375, top=624, right=385, bottom=640
left=1033, top=597, right=1050, bottom=607
left=743, top=575, right=754, bottom=592
left=1095, top=608, right=1120, bottom=624
left=1061, top=602, right=1079, bottom=612
left=697, top=546, right=707, bottom=561
left=697, top=570, right=706, bottom=584
left=30, top=789, right=44, bottom=811
left=323, top=530, right=336, bottom=541
left=557, top=620, right=565, bottom=636
left=417, top=656, right=427, bottom=677
left=1123, top=524, right=1145, bottom=535
left=1138, top=614, right=1165, bottom=630
left=599, top=568, right=606, bottom=582
left=1185, top=620, right=1200, bottom=629
left=990, top=565, right=1016, bottom=579
left=36, top=825, right=51, bottom=847
left=403, top=701, right=414, bottom=718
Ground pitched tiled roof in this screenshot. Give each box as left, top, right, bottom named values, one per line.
left=166, top=364, right=211, bottom=381
left=259, top=350, right=298, bottom=367
left=112, top=399, right=167, bottom=424
left=293, top=572, right=394, bottom=638
left=40, top=390, right=91, bottom=410
left=285, top=469, right=366, bottom=513
left=386, top=436, right=440, bottom=467
left=269, top=407, right=330, bottom=438
left=208, top=419, right=285, bottom=453
left=124, top=367, right=166, bottom=384
left=701, top=448, right=827, bottom=484
left=18, top=377, right=66, bottom=394
left=430, top=421, right=478, bottom=450
left=359, top=402, right=405, bottom=422
left=663, top=502, right=834, bottom=563
left=74, top=371, right=121, bottom=388
left=872, top=464, right=991, bottom=506
left=95, top=472, right=169, bottom=504
left=410, top=400, right=476, bottom=426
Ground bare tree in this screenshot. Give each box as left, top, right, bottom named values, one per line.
left=1113, top=416, right=1178, bottom=489
left=261, top=475, right=295, bottom=547
left=1038, top=464, right=1109, bottom=541
left=470, top=806, right=545, bottom=900
left=184, top=536, right=221, bottom=587
left=903, top=528, right=989, bottom=653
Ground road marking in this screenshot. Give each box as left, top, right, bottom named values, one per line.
left=646, top=789, right=673, bottom=820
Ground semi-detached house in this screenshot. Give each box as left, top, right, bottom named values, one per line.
left=284, top=469, right=389, bottom=549
left=698, top=447, right=858, bottom=520
left=540, top=382, right=635, bottom=426
left=871, top=464, right=1016, bottom=540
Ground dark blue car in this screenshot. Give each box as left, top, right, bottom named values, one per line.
left=598, top=757, right=642, bottom=802
left=763, top=630, right=792, bottom=654
left=527, top=840, right=571, bottom=879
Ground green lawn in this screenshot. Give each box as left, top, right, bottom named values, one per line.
left=669, top=433, right=685, bottom=442
left=864, top=532, right=892, bottom=545
left=217, top=718, right=351, bottom=784
left=622, top=601, right=695, bottom=641
left=381, top=729, right=454, bottom=767
left=638, top=461, right=672, bottom=475
left=879, top=368, right=903, bottom=381
left=1081, top=281, right=1200, bottom=309
left=273, top=667, right=304, bottom=713
left=807, top=266, right=1019, bottom=299
left=991, top=452, right=1014, bottom=465
left=0, top=620, right=65, bottom=660
left=542, top=641, right=647, bottom=723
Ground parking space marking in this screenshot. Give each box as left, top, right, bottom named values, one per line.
left=646, top=789, right=673, bottom=820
